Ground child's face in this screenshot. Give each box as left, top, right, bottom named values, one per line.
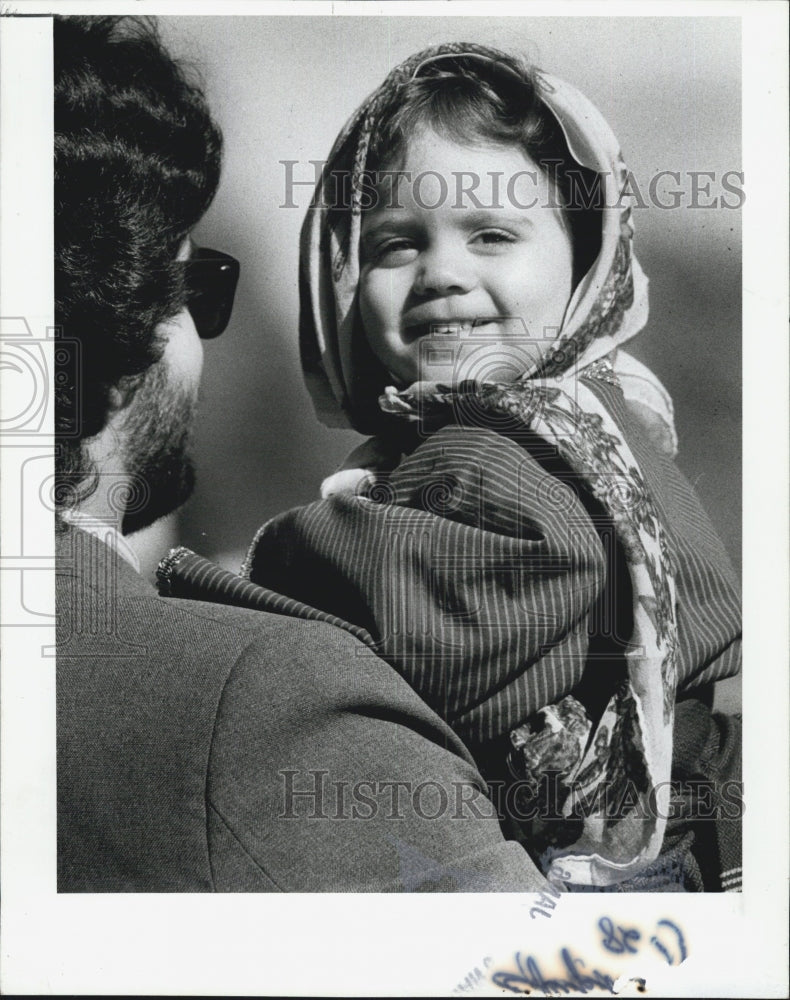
left=358, top=129, right=575, bottom=387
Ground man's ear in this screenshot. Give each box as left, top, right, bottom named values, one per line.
left=106, top=384, right=128, bottom=414
left=107, top=375, right=141, bottom=415
left=107, top=385, right=125, bottom=409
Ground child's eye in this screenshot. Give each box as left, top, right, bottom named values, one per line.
left=472, top=229, right=517, bottom=248
left=365, top=238, right=418, bottom=267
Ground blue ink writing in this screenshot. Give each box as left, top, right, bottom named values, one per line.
left=491, top=948, right=616, bottom=995
left=650, top=919, right=687, bottom=965
left=598, top=916, right=641, bottom=954
left=490, top=916, right=688, bottom=995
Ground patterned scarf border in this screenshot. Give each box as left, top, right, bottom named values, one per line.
left=380, top=362, right=678, bottom=887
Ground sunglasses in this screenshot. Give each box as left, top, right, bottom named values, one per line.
left=184, top=247, right=240, bottom=339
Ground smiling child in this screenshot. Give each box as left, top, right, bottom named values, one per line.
left=357, top=131, right=575, bottom=388
left=238, top=44, right=742, bottom=891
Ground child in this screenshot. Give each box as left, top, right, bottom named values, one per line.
left=164, top=44, right=742, bottom=890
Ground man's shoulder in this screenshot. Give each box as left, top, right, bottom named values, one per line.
left=56, top=525, right=358, bottom=729
left=159, top=587, right=343, bottom=644
left=57, top=525, right=340, bottom=654
left=157, top=589, right=365, bottom=684
left=55, top=530, right=542, bottom=893
left=57, top=529, right=378, bottom=892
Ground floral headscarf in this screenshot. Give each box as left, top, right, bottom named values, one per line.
left=299, top=41, right=676, bottom=456
left=297, top=43, right=679, bottom=887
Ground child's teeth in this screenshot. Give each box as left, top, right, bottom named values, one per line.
left=433, top=323, right=469, bottom=334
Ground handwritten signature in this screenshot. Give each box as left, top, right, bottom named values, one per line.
left=598, top=916, right=687, bottom=966
left=490, top=916, right=688, bottom=995
left=492, top=947, right=616, bottom=995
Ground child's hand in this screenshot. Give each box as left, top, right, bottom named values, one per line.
left=379, top=384, right=422, bottom=418
left=319, top=434, right=404, bottom=498
left=320, top=467, right=375, bottom=499
left=379, top=382, right=455, bottom=424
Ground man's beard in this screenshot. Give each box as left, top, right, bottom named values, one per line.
left=120, top=359, right=199, bottom=536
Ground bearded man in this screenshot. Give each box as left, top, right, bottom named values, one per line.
left=54, top=15, right=547, bottom=893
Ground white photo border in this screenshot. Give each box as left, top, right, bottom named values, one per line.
left=0, top=1, right=787, bottom=996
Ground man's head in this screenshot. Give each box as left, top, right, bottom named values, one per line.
left=55, top=16, right=226, bottom=533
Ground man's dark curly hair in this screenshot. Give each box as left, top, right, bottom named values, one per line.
left=55, top=15, right=222, bottom=509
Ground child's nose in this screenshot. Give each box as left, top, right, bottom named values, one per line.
left=412, top=243, right=477, bottom=297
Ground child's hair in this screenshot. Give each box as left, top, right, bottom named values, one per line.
left=364, top=53, right=602, bottom=287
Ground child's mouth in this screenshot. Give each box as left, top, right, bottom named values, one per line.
left=405, top=319, right=499, bottom=341
left=431, top=322, right=474, bottom=336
